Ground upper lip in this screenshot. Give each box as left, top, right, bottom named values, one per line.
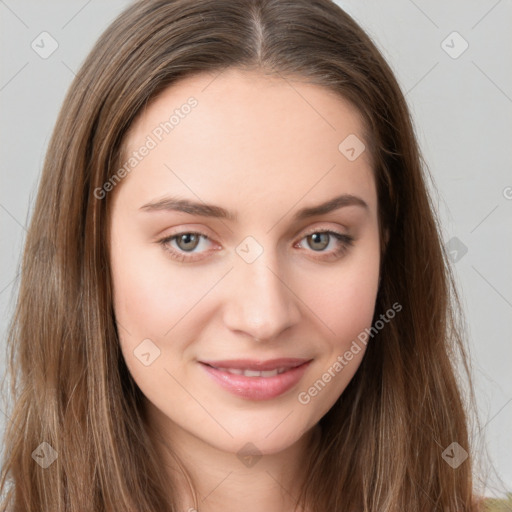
left=199, top=358, right=311, bottom=371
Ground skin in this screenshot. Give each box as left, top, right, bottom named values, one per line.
left=108, top=68, right=381, bottom=512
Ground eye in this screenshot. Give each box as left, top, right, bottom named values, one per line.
left=158, top=231, right=215, bottom=262
left=295, top=229, right=354, bottom=260
left=158, top=228, right=354, bottom=263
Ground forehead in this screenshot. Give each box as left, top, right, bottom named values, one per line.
left=125, top=68, right=369, bottom=156
left=116, top=68, right=376, bottom=216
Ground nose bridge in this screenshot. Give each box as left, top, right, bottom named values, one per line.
left=224, top=241, right=300, bottom=340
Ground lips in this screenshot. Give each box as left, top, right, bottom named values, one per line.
left=198, top=358, right=312, bottom=400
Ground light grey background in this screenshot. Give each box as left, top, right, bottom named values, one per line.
left=1, top=0, right=511, bottom=498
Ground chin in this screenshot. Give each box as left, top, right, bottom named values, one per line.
left=204, top=414, right=317, bottom=458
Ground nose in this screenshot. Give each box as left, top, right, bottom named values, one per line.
left=222, top=249, right=301, bottom=342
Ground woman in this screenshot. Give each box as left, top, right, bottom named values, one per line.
left=0, top=0, right=485, bottom=510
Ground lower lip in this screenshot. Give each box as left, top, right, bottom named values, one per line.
left=199, top=361, right=312, bottom=401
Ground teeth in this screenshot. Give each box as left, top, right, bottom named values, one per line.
left=224, top=368, right=243, bottom=375
left=260, top=369, right=279, bottom=377
left=244, top=369, right=264, bottom=377
left=216, top=367, right=289, bottom=377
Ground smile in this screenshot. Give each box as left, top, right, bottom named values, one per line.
left=198, top=358, right=312, bottom=400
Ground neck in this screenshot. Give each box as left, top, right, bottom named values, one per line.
left=145, top=403, right=321, bottom=512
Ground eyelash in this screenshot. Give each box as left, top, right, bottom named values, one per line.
left=157, top=228, right=354, bottom=263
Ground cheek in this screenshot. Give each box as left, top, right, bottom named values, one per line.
left=330, top=267, right=379, bottom=345
left=297, top=231, right=380, bottom=345
left=109, top=235, right=208, bottom=403
left=310, top=272, right=378, bottom=339
left=293, top=232, right=380, bottom=404
left=110, top=231, right=212, bottom=341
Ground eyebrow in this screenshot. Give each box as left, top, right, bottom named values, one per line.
left=139, top=193, right=369, bottom=222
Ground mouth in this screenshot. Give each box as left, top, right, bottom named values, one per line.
left=198, top=358, right=312, bottom=400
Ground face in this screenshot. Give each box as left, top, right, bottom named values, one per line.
left=108, top=68, right=381, bottom=458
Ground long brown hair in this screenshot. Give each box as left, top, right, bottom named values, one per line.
left=0, top=0, right=486, bottom=510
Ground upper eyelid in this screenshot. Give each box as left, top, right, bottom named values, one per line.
left=163, top=221, right=350, bottom=239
